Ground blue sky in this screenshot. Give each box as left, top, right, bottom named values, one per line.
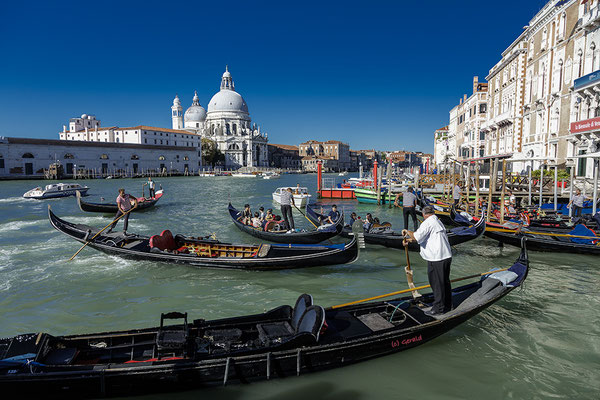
left=0, top=0, right=548, bottom=152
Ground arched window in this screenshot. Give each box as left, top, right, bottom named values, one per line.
left=100, top=154, right=109, bottom=159
left=131, top=154, right=139, bottom=160
left=158, top=155, right=166, bottom=161
left=22, top=153, right=34, bottom=158
left=64, top=153, right=74, bottom=159
left=183, top=156, right=189, bottom=161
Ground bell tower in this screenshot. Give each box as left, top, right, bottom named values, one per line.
left=171, top=95, right=183, bottom=129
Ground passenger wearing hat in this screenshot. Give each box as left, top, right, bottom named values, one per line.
left=402, top=205, right=453, bottom=316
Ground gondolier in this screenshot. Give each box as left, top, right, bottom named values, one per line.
left=280, top=187, right=295, bottom=233
left=402, top=205, right=453, bottom=316
left=397, top=186, right=418, bottom=230
left=107, top=188, right=138, bottom=234
left=453, top=182, right=462, bottom=206
left=147, top=177, right=156, bottom=198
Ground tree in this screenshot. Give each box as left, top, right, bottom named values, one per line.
left=201, top=138, right=225, bottom=166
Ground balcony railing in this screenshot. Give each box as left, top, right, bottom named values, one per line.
left=582, top=5, right=600, bottom=31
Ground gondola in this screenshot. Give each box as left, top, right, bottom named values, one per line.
left=0, top=246, right=529, bottom=398
left=228, top=203, right=343, bottom=244
left=76, top=190, right=164, bottom=213
left=48, top=206, right=358, bottom=270
left=306, top=205, right=486, bottom=251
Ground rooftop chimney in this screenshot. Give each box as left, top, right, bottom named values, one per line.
left=473, top=76, right=479, bottom=94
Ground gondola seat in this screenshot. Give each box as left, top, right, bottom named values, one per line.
left=257, top=294, right=317, bottom=345
left=150, top=230, right=177, bottom=251
left=156, top=312, right=189, bottom=358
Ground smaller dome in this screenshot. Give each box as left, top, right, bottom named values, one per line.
left=81, top=113, right=88, bottom=118
left=185, top=105, right=207, bottom=122
left=223, top=65, right=231, bottom=78
left=173, top=95, right=181, bottom=106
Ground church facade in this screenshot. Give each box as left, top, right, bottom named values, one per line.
left=171, top=67, right=269, bottom=168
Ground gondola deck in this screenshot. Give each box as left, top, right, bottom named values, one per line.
left=0, top=246, right=529, bottom=398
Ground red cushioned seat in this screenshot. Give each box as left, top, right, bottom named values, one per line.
left=149, top=230, right=177, bottom=251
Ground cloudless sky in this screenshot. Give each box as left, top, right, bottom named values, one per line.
left=0, top=0, right=548, bottom=152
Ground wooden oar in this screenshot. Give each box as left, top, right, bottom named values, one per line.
left=68, top=207, right=136, bottom=261
left=485, top=226, right=599, bottom=240
left=331, top=267, right=511, bottom=309
left=404, top=241, right=420, bottom=298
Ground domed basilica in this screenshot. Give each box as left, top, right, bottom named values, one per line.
left=171, top=66, right=268, bottom=168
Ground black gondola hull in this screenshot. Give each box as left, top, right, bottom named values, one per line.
left=77, top=190, right=163, bottom=213
left=228, top=203, right=343, bottom=244
left=0, top=252, right=528, bottom=398
left=48, top=207, right=359, bottom=270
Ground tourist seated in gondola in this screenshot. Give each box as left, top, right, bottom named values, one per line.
left=346, top=211, right=359, bottom=227
left=319, top=205, right=340, bottom=225
left=258, top=206, right=265, bottom=220
left=252, top=212, right=262, bottom=228
left=363, top=213, right=375, bottom=232
left=242, top=204, right=252, bottom=225
left=265, top=208, right=274, bottom=221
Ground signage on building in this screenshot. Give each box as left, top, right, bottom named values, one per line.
left=570, top=116, right=600, bottom=133
left=574, top=70, right=600, bottom=91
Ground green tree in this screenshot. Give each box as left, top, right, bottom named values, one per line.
left=201, top=138, right=225, bottom=166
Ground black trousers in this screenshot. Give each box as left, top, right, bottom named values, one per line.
left=281, top=205, right=294, bottom=230
left=149, top=188, right=155, bottom=198
left=454, top=198, right=460, bottom=206
left=427, top=257, right=452, bottom=313
left=403, top=206, right=418, bottom=230
left=110, top=210, right=130, bottom=232
left=573, top=205, right=582, bottom=217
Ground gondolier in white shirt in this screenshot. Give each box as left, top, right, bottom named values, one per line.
left=147, top=177, right=156, bottom=199
left=280, top=187, right=295, bottom=233
left=402, top=205, right=453, bottom=316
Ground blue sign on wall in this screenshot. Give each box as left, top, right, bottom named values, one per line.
left=574, top=70, right=600, bottom=91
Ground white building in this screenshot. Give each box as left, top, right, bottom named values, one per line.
left=59, top=67, right=269, bottom=169
left=174, top=66, right=269, bottom=168
left=0, top=137, right=199, bottom=177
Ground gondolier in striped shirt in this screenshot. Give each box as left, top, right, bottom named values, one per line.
left=280, top=187, right=295, bottom=233
left=107, top=188, right=138, bottom=235
left=402, top=205, right=453, bottom=316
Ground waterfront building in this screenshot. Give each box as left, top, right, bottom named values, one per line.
left=299, top=140, right=351, bottom=171
left=567, top=1, right=600, bottom=179
left=302, top=155, right=337, bottom=172
left=60, top=67, right=268, bottom=169
left=450, top=77, right=488, bottom=163
left=0, top=137, right=199, bottom=178
left=433, top=126, right=449, bottom=170
left=267, top=143, right=301, bottom=169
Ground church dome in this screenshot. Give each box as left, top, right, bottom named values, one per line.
left=185, top=105, right=207, bottom=122
left=207, top=90, right=249, bottom=114
left=184, top=91, right=207, bottom=122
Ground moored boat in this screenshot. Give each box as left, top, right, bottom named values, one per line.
left=307, top=205, right=486, bottom=251
left=76, top=190, right=164, bottom=213
left=48, top=206, right=358, bottom=270
left=228, top=203, right=343, bottom=244
left=23, top=183, right=89, bottom=199
left=0, top=247, right=528, bottom=398
left=272, top=187, right=311, bottom=207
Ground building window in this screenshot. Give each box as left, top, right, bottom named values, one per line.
left=100, top=154, right=109, bottom=159
left=145, top=138, right=147, bottom=143
left=64, top=153, right=75, bottom=159
left=131, top=154, right=139, bottom=160
left=0, top=157, right=4, bottom=169
left=158, top=155, right=166, bottom=161
left=22, top=153, right=34, bottom=158
left=183, top=156, right=189, bottom=161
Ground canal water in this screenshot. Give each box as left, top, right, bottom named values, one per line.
left=0, top=174, right=598, bottom=399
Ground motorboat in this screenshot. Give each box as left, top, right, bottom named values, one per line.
left=23, top=183, right=89, bottom=199
left=262, top=172, right=280, bottom=180
left=272, top=187, right=312, bottom=207
left=231, top=173, right=258, bottom=178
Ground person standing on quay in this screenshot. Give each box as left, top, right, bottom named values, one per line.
left=453, top=182, right=462, bottom=206
left=568, top=188, right=589, bottom=218
left=107, top=188, right=138, bottom=234
left=280, top=187, right=295, bottom=233
left=402, top=205, right=453, bottom=316
left=147, top=177, right=156, bottom=198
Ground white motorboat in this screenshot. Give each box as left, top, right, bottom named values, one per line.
left=231, top=173, right=258, bottom=178
left=272, top=187, right=312, bottom=207
left=262, top=172, right=280, bottom=180
left=23, top=183, right=89, bottom=199
left=338, top=171, right=348, bottom=176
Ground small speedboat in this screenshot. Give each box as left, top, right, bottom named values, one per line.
left=338, top=171, right=348, bottom=176
left=231, top=173, right=258, bottom=178
left=262, top=172, right=280, bottom=180
left=272, top=187, right=312, bottom=207
left=23, top=183, right=89, bottom=199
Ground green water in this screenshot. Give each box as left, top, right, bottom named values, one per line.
left=0, top=174, right=598, bottom=399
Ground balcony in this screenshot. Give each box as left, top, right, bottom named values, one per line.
left=582, top=5, right=600, bottom=31
left=481, top=110, right=513, bottom=131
